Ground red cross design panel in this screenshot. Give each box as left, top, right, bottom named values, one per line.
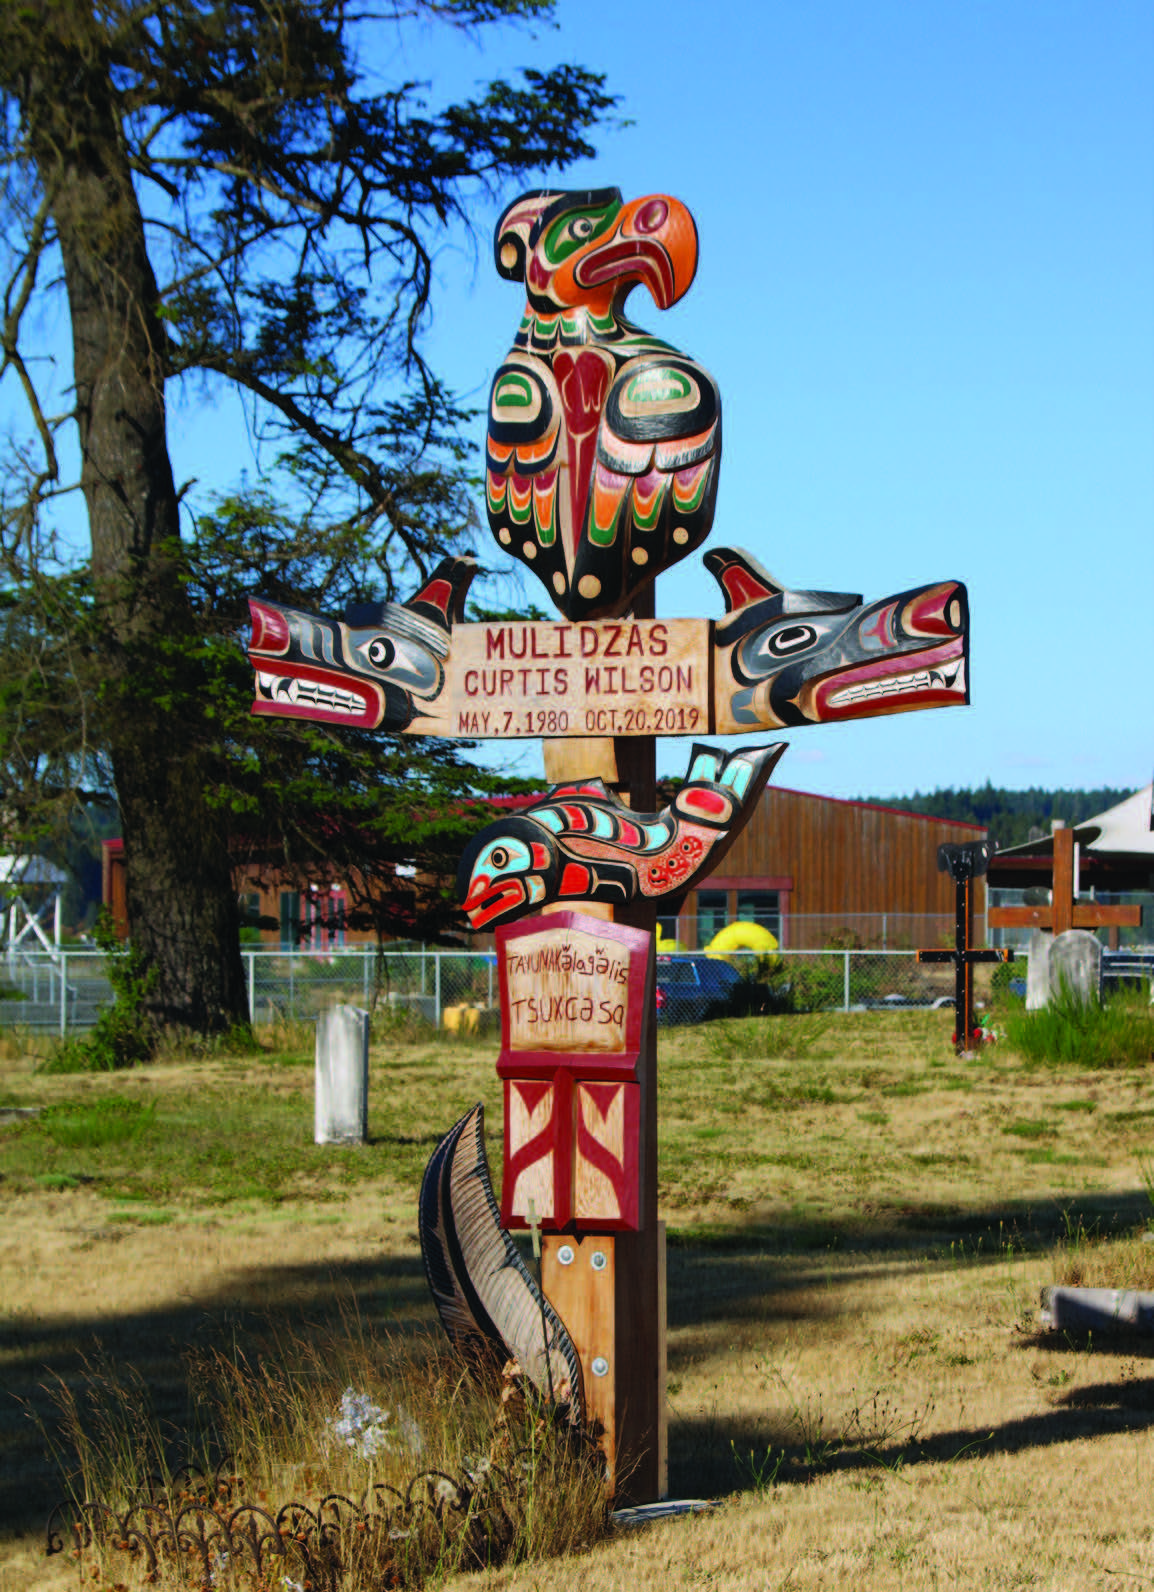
left=500, top=1074, right=573, bottom=1229
left=574, top=1081, right=639, bottom=1230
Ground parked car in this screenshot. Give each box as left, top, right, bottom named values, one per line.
left=655, top=954, right=752, bottom=1025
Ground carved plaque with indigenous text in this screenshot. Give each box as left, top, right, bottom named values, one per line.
left=497, top=911, right=650, bottom=1230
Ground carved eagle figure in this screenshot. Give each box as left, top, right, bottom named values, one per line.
left=487, top=187, right=721, bottom=622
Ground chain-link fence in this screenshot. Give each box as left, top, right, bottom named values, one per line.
left=0, top=943, right=1002, bottom=1036
left=657, top=911, right=958, bottom=952
left=0, top=947, right=500, bottom=1036
left=655, top=948, right=971, bottom=1025
left=6, top=938, right=1150, bottom=1038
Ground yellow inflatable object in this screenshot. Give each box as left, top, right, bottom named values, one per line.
left=707, top=921, right=780, bottom=968
left=655, top=924, right=686, bottom=953
left=442, top=1003, right=481, bottom=1035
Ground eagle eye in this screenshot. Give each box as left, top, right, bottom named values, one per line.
left=366, top=637, right=396, bottom=669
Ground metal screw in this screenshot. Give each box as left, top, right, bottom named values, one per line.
left=557, top=1244, right=576, bottom=1266
left=591, top=1356, right=609, bottom=1378
left=591, top=1249, right=608, bottom=1271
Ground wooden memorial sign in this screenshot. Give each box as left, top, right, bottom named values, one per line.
left=248, top=181, right=979, bottom=1506
left=497, top=911, right=651, bottom=1232
left=249, top=557, right=969, bottom=742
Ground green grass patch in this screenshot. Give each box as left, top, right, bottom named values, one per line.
left=1004, top=988, right=1154, bottom=1068
left=107, top=1207, right=174, bottom=1226
left=1003, top=1118, right=1055, bottom=1139
left=40, top=1096, right=156, bottom=1149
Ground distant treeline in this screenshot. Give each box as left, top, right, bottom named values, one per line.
left=862, top=784, right=1133, bottom=849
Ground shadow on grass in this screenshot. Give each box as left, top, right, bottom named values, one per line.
left=670, top=1371, right=1154, bottom=1500
left=0, top=1253, right=432, bottom=1538
left=3, top=1184, right=1152, bottom=1539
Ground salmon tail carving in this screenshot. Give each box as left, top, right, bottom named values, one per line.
left=419, top=1103, right=584, bottom=1424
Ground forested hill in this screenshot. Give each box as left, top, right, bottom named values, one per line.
left=859, top=785, right=1134, bottom=848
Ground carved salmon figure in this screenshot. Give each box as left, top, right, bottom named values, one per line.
left=457, top=741, right=785, bottom=932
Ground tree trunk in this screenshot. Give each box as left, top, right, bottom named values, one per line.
left=21, top=18, right=248, bottom=1033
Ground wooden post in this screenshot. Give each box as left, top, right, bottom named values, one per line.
left=916, top=844, right=1011, bottom=1053
left=538, top=580, right=666, bottom=1503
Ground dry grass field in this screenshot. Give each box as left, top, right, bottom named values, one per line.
left=3, top=1004, right=1154, bottom=1590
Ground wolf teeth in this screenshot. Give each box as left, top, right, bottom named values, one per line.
left=257, top=671, right=362, bottom=714
left=829, top=663, right=964, bottom=708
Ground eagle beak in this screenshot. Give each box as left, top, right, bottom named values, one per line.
left=572, top=194, right=699, bottom=310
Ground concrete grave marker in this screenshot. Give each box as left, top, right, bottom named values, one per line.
left=1025, top=928, right=1053, bottom=1011
left=315, top=1004, right=369, bottom=1144
left=1049, top=928, right=1102, bottom=1006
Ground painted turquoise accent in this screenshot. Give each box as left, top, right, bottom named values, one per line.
left=722, top=759, right=753, bottom=799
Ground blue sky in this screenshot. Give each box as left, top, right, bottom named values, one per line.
left=403, top=0, right=1154, bottom=802
left=33, top=0, right=1154, bottom=804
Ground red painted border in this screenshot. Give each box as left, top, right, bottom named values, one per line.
left=501, top=1074, right=574, bottom=1230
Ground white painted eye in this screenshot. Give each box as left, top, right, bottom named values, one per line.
left=767, top=624, right=817, bottom=657
left=366, top=637, right=395, bottom=668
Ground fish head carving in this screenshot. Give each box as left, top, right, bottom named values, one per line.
left=457, top=818, right=558, bottom=931
left=708, top=547, right=969, bottom=731
left=495, top=187, right=699, bottom=317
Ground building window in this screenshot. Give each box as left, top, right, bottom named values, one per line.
left=279, top=891, right=301, bottom=950
left=328, top=888, right=347, bottom=950
left=736, top=890, right=780, bottom=941
left=696, top=890, right=729, bottom=949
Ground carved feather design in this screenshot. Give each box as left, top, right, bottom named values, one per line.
left=419, top=1103, right=584, bottom=1423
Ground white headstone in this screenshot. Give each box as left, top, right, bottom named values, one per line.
left=315, top=1004, right=370, bottom=1144
left=1025, top=928, right=1052, bottom=1010
left=1049, top=929, right=1102, bottom=1006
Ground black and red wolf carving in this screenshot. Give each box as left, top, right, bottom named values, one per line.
left=707, top=548, right=968, bottom=733
left=247, top=557, right=476, bottom=732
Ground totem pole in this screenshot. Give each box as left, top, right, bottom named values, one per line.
left=249, top=185, right=972, bottom=1502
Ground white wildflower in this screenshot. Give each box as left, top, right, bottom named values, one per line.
left=324, top=1387, right=422, bottom=1461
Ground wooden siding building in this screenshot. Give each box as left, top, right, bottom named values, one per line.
left=660, top=786, right=988, bottom=950
left=104, top=788, right=987, bottom=952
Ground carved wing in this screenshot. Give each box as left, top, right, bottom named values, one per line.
left=566, top=353, right=722, bottom=620
left=485, top=353, right=572, bottom=604
left=419, top=1104, right=584, bottom=1422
